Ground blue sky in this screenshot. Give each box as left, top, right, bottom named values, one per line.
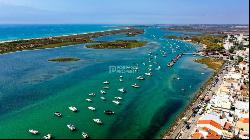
left=0, top=0, right=248, bottom=24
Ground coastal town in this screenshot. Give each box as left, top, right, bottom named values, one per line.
left=163, top=30, right=249, bottom=139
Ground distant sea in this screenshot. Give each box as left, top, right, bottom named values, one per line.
left=0, top=24, right=213, bottom=139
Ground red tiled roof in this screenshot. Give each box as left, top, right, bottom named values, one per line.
left=192, top=132, right=203, bottom=139
left=224, top=122, right=232, bottom=130
left=239, top=118, right=249, bottom=123
left=198, top=120, right=222, bottom=130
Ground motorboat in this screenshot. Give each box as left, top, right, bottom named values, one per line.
left=69, top=106, right=77, bottom=112
left=155, top=66, right=161, bottom=70
left=119, top=78, right=123, bottom=82
left=145, top=72, right=152, bottom=76
left=28, top=129, right=39, bottom=135
left=103, top=81, right=109, bottom=84
left=119, top=75, right=123, bottom=78
left=104, top=110, right=115, bottom=115
left=43, top=134, right=52, bottom=139
left=136, top=76, right=145, bottom=80
left=112, top=100, right=120, bottom=105
left=82, top=132, right=89, bottom=139
left=86, top=98, right=92, bottom=102
left=100, top=90, right=106, bottom=94
left=131, top=83, right=140, bottom=88
left=118, top=88, right=126, bottom=93
left=114, top=97, right=122, bottom=100
left=100, top=96, right=106, bottom=101
left=88, top=106, right=96, bottom=111
left=93, top=119, right=103, bottom=125
left=67, top=124, right=76, bottom=131
left=54, top=112, right=62, bottom=117
left=103, top=86, right=109, bottom=89
left=89, top=93, right=96, bottom=96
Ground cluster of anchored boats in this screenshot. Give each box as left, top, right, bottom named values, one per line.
left=27, top=36, right=189, bottom=139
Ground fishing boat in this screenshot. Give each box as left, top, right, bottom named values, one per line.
left=43, top=134, right=52, bottom=139
left=112, top=100, right=120, bottom=105
left=103, top=81, right=109, bottom=84
left=131, top=83, right=140, bottom=88
left=69, top=106, right=77, bottom=112
left=114, top=97, right=122, bottom=100
left=86, top=98, right=92, bottom=102
left=82, top=132, right=89, bottom=139
left=28, top=129, right=39, bottom=135
left=54, top=112, right=62, bottom=117
left=119, top=75, right=123, bottom=78
left=136, top=76, right=145, bottom=80
left=88, top=106, right=96, bottom=111
left=100, top=90, right=106, bottom=94
left=118, top=88, right=126, bottom=93
left=104, top=110, right=115, bottom=115
left=67, top=124, right=76, bottom=131
left=93, top=119, right=103, bottom=125
left=89, top=93, right=96, bottom=96
left=100, top=96, right=106, bottom=101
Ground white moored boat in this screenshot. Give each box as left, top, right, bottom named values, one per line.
left=112, top=100, right=120, bottom=105
left=67, top=124, right=76, bottom=131
left=89, top=93, right=96, bottom=96
left=82, top=132, right=89, bottom=139
left=93, top=119, right=103, bottom=125
left=118, top=88, right=126, bottom=93
left=69, top=106, right=77, bottom=112
left=103, top=81, right=109, bottom=84
left=88, top=106, right=96, bottom=111
left=131, top=83, right=140, bottom=88
left=114, top=97, right=122, bottom=100
left=100, top=96, right=106, bottom=101
left=136, top=76, right=145, bottom=80
left=43, top=134, right=52, bottom=139
left=100, top=90, right=106, bottom=94
left=28, top=129, right=39, bottom=135
left=86, top=98, right=92, bottom=102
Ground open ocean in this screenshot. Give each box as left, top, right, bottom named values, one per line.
left=0, top=24, right=212, bottom=139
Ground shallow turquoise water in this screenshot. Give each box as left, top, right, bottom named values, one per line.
left=0, top=26, right=213, bottom=139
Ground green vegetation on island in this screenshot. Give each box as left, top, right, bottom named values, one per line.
left=86, top=40, right=147, bottom=49
left=0, top=28, right=144, bottom=54
left=194, top=57, right=225, bottom=71
left=48, top=57, right=80, bottom=62
left=165, top=35, right=225, bottom=52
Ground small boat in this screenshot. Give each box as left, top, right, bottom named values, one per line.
left=28, top=129, right=39, bottom=135
left=54, top=112, right=62, bottom=117
left=118, top=88, right=126, bottom=93
left=103, top=81, right=109, bottom=84
left=103, top=86, right=109, bottom=89
left=43, top=134, right=52, bottom=139
left=67, top=124, right=76, bottom=131
left=82, top=132, right=89, bottom=139
left=100, top=96, right=106, bottom=101
left=136, top=76, right=145, bottom=80
left=131, top=83, right=140, bottom=88
left=201, top=72, right=205, bottom=75
left=155, top=66, right=161, bottom=70
left=177, top=77, right=181, bottom=80
left=93, top=119, right=103, bottom=125
left=119, top=79, right=123, bottom=82
left=100, top=90, right=106, bottom=94
left=119, top=75, right=123, bottom=78
left=88, top=106, right=96, bottom=111
left=69, top=106, right=77, bottom=112
left=145, top=72, right=152, bottom=76
left=112, top=100, right=120, bottom=105
left=104, top=110, right=115, bottom=115
left=86, top=98, right=92, bottom=102
left=89, top=93, right=96, bottom=96
left=114, top=97, right=122, bottom=100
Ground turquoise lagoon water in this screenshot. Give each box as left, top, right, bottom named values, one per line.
left=0, top=25, right=213, bottom=139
